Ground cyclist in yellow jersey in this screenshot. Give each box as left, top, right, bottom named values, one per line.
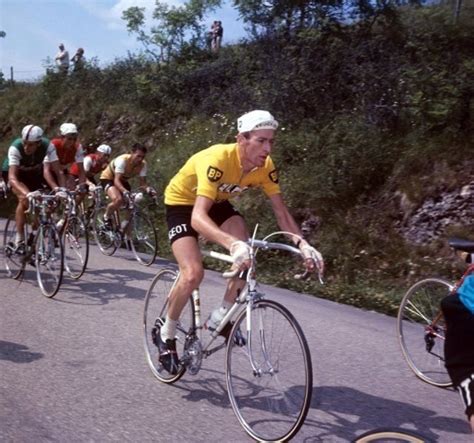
left=100, top=143, right=156, bottom=227
left=158, top=110, right=324, bottom=374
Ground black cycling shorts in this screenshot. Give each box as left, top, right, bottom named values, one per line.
left=100, top=179, right=131, bottom=193
left=166, top=200, right=241, bottom=245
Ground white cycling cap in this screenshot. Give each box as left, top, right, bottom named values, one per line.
left=237, top=110, right=278, bottom=133
left=21, top=125, right=43, bottom=142
left=60, top=123, right=78, bottom=136
left=96, top=144, right=112, bottom=155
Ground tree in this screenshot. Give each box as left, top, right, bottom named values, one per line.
left=122, top=0, right=221, bottom=62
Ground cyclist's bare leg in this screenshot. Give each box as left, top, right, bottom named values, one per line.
left=470, top=415, right=474, bottom=433
left=12, top=187, right=29, bottom=241
left=220, top=215, right=249, bottom=305
left=167, top=236, right=204, bottom=321
left=105, top=186, right=123, bottom=219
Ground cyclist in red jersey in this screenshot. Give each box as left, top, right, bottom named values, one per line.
left=45, top=123, right=87, bottom=193
left=70, top=144, right=111, bottom=189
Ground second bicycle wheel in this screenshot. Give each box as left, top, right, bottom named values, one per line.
left=35, top=225, right=64, bottom=298
left=63, top=216, right=89, bottom=279
left=226, top=299, right=313, bottom=442
left=143, top=269, right=194, bottom=384
left=397, top=278, right=454, bottom=387
left=129, top=212, right=157, bottom=266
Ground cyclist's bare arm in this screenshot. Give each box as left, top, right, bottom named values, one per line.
left=191, top=196, right=242, bottom=251
left=268, top=193, right=321, bottom=272
left=8, top=165, right=29, bottom=196
left=75, top=162, right=87, bottom=185
left=43, top=160, right=66, bottom=189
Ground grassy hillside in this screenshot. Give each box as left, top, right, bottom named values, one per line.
left=1, top=6, right=472, bottom=314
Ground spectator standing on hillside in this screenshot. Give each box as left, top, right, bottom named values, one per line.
left=55, top=43, right=69, bottom=74
left=210, top=21, right=223, bottom=54
left=71, top=48, right=85, bottom=71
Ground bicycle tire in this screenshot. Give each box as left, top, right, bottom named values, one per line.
left=353, top=427, right=428, bottom=442
left=2, top=217, right=26, bottom=279
left=129, top=212, right=157, bottom=266
left=397, top=278, right=454, bottom=388
left=63, top=215, right=89, bottom=279
left=92, top=207, right=119, bottom=256
left=35, top=224, right=64, bottom=298
left=143, top=269, right=194, bottom=384
left=226, top=299, right=313, bottom=442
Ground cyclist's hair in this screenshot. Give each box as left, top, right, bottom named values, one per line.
left=131, top=142, right=147, bottom=154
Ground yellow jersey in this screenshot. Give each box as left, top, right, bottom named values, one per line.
left=164, top=143, right=280, bottom=206
left=100, top=153, right=147, bottom=181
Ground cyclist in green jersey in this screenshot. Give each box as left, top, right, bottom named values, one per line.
left=2, top=125, right=65, bottom=248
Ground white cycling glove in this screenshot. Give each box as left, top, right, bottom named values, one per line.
left=299, top=239, right=324, bottom=271
left=230, top=241, right=252, bottom=267
left=26, top=190, right=42, bottom=199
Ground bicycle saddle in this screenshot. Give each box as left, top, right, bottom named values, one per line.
left=448, top=237, right=474, bottom=253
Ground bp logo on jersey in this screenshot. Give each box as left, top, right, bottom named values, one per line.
left=207, top=166, right=223, bottom=182
left=269, top=169, right=279, bottom=184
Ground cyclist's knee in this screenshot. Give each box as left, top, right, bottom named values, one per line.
left=179, top=264, right=204, bottom=290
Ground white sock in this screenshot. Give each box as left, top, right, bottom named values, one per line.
left=15, top=233, right=25, bottom=244
left=161, top=315, right=178, bottom=342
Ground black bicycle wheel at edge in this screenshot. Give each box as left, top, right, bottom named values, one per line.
left=226, top=299, right=313, bottom=442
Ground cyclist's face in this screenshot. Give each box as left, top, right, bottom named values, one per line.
left=131, top=150, right=146, bottom=166
left=24, top=140, right=41, bottom=155
left=63, top=134, right=78, bottom=149
left=240, top=129, right=275, bottom=168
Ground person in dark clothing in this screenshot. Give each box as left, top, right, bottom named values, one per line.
left=441, top=264, right=474, bottom=432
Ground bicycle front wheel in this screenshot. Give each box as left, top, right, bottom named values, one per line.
left=35, top=225, right=64, bottom=298
left=397, top=278, right=454, bottom=388
left=353, top=427, right=427, bottom=443
left=143, top=269, right=194, bottom=384
left=2, top=217, right=25, bottom=279
left=92, top=207, right=119, bottom=256
left=226, top=299, right=313, bottom=442
left=63, top=216, right=89, bottom=279
left=129, top=212, right=157, bottom=266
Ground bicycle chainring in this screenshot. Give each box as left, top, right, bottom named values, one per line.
left=183, top=335, right=202, bottom=375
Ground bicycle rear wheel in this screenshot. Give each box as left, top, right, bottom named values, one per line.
left=35, top=225, right=64, bottom=298
left=2, top=217, right=25, bottom=279
left=129, top=212, right=157, bottom=266
left=63, top=216, right=89, bottom=279
left=92, top=207, right=119, bottom=256
left=353, top=427, right=427, bottom=442
left=143, top=269, right=194, bottom=384
left=226, top=299, right=313, bottom=442
left=397, top=278, right=454, bottom=388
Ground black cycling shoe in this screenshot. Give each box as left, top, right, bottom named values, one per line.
left=154, top=329, right=179, bottom=375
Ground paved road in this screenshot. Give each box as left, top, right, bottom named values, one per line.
left=0, top=222, right=471, bottom=442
